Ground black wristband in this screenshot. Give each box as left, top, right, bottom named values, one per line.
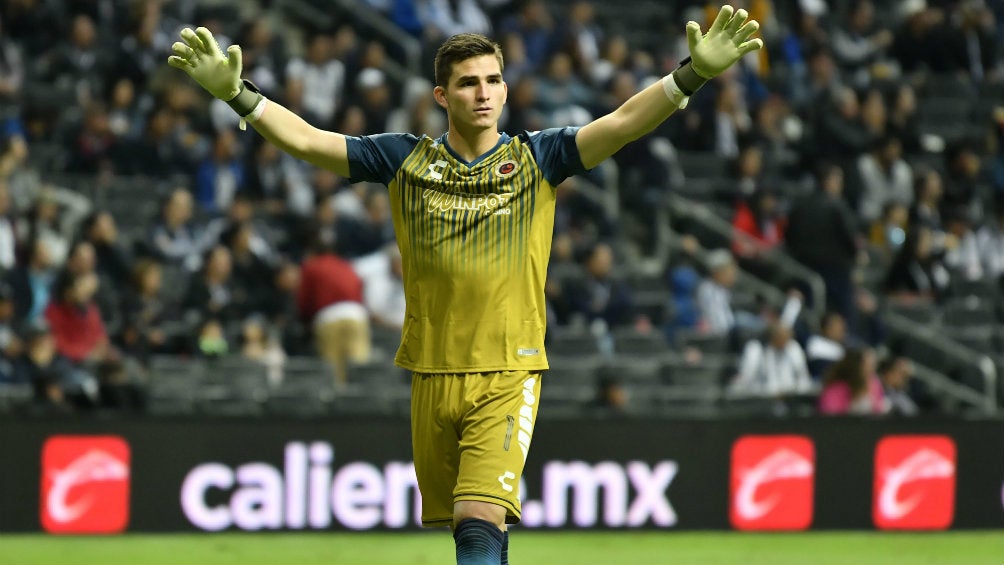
left=226, top=79, right=264, bottom=117
left=671, top=57, right=708, bottom=97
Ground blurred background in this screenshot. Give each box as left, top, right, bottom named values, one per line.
left=0, top=0, right=1003, bottom=540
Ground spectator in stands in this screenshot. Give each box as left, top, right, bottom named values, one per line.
left=104, top=76, right=144, bottom=142
left=112, top=3, right=169, bottom=90
left=147, top=188, right=211, bottom=271
left=712, top=76, right=754, bottom=159
left=47, top=13, right=108, bottom=107
left=284, top=32, right=345, bottom=128
left=878, top=354, right=918, bottom=416
left=298, top=235, right=369, bottom=387
left=234, top=19, right=286, bottom=98
left=0, top=283, right=21, bottom=362
left=182, top=244, right=243, bottom=325
left=887, top=82, right=922, bottom=154
left=0, top=180, right=18, bottom=271
left=353, top=243, right=407, bottom=331
left=267, top=259, right=309, bottom=356
left=910, top=167, right=946, bottom=233
left=589, top=375, right=628, bottom=417
left=976, top=197, right=1004, bottom=284
left=44, top=271, right=138, bottom=409
left=730, top=320, right=813, bottom=398
left=954, top=0, right=999, bottom=82
left=114, top=107, right=193, bottom=177
left=354, top=68, right=394, bottom=136
left=195, top=129, right=246, bottom=214
left=944, top=141, right=992, bottom=223
left=118, top=259, right=171, bottom=362
left=243, top=138, right=313, bottom=217
left=195, top=317, right=228, bottom=358
left=7, top=238, right=57, bottom=325
left=20, top=186, right=91, bottom=268
left=815, top=85, right=874, bottom=160
left=818, top=347, right=887, bottom=415
left=13, top=320, right=79, bottom=412
left=419, top=0, right=492, bottom=40
left=785, top=163, right=861, bottom=323
left=536, top=51, right=594, bottom=126
left=386, top=77, right=447, bottom=138
left=943, top=207, right=983, bottom=280
left=55, top=240, right=118, bottom=328
left=239, top=314, right=286, bottom=387
left=780, top=7, right=830, bottom=111
left=561, top=1, right=603, bottom=78
left=566, top=242, right=635, bottom=333
left=883, top=226, right=952, bottom=303
left=497, top=0, right=556, bottom=71
left=221, top=220, right=274, bottom=315
left=869, top=201, right=909, bottom=260
left=890, top=1, right=956, bottom=74
left=696, top=248, right=764, bottom=339
left=341, top=189, right=396, bottom=259
left=830, top=0, right=893, bottom=84
left=0, top=14, right=25, bottom=107
left=857, top=135, right=914, bottom=226
left=81, top=210, right=132, bottom=297
left=731, top=185, right=786, bottom=280
left=65, top=101, right=118, bottom=175
left=804, top=310, right=847, bottom=381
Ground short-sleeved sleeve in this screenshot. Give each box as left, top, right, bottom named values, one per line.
left=522, top=127, right=589, bottom=187
left=345, top=133, right=421, bottom=186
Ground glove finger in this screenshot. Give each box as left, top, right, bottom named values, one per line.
left=167, top=55, right=193, bottom=69
left=686, top=21, right=702, bottom=53
left=195, top=26, right=221, bottom=57
left=172, top=42, right=194, bottom=58
left=709, top=4, right=733, bottom=34
left=733, top=19, right=760, bottom=44
left=180, top=27, right=203, bottom=53
left=737, top=38, right=764, bottom=56
left=227, top=45, right=243, bottom=74
left=725, top=8, right=748, bottom=35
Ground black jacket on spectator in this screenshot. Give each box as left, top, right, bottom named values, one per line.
left=785, top=193, right=859, bottom=271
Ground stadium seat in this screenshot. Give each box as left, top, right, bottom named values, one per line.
left=612, top=328, right=671, bottom=356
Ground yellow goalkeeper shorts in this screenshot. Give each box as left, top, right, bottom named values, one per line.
left=410, top=370, right=542, bottom=527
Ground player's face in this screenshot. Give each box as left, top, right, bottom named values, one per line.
left=435, top=55, right=507, bottom=132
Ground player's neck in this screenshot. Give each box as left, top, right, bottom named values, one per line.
left=445, top=127, right=501, bottom=163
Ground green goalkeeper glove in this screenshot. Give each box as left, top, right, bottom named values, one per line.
left=168, top=27, right=242, bottom=100
left=168, top=27, right=263, bottom=122
left=687, top=5, right=763, bottom=79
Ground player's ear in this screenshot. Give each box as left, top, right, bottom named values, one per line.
left=433, top=85, right=448, bottom=110
left=502, top=81, right=508, bottom=105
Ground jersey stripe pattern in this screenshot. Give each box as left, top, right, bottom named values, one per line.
left=347, top=129, right=585, bottom=373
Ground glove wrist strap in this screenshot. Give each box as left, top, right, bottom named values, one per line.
left=671, top=57, right=709, bottom=97
left=226, top=79, right=264, bottom=117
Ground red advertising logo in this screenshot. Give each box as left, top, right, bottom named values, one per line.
left=730, top=435, right=814, bottom=531
left=873, top=435, right=955, bottom=530
left=40, top=435, right=130, bottom=533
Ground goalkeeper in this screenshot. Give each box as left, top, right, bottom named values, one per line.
left=169, top=6, right=760, bottom=564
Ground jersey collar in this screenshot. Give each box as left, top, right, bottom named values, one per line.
left=438, top=132, right=510, bottom=167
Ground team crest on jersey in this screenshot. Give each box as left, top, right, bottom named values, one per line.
left=495, top=160, right=518, bottom=178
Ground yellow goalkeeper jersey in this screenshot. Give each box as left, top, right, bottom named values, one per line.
left=346, top=128, right=587, bottom=373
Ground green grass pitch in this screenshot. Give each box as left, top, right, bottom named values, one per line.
left=1, top=531, right=1001, bottom=565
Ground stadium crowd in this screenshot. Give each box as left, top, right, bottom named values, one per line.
left=0, top=0, right=1002, bottom=417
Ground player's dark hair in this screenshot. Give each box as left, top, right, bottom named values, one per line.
left=434, top=33, right=504, bottom=87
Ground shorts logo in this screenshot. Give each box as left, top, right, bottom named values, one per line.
left=496, top=160, right=518, bottom=178
left=41, top=435, right=131, bottom=533
left=730, top=435, right=814, bottom=531
left=873, top=435, right=956, bottom=530
left=498, top=471, right=516, bottom=493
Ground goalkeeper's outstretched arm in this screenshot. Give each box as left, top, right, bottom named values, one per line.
left=575, top=5, right=762, bottom=170
left=167, top=27, right=350, bottom=177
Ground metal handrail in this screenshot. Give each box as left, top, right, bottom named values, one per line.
left=884, top=311, right=999, bottom=415
left=665, top=192, right=827, bottom=324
